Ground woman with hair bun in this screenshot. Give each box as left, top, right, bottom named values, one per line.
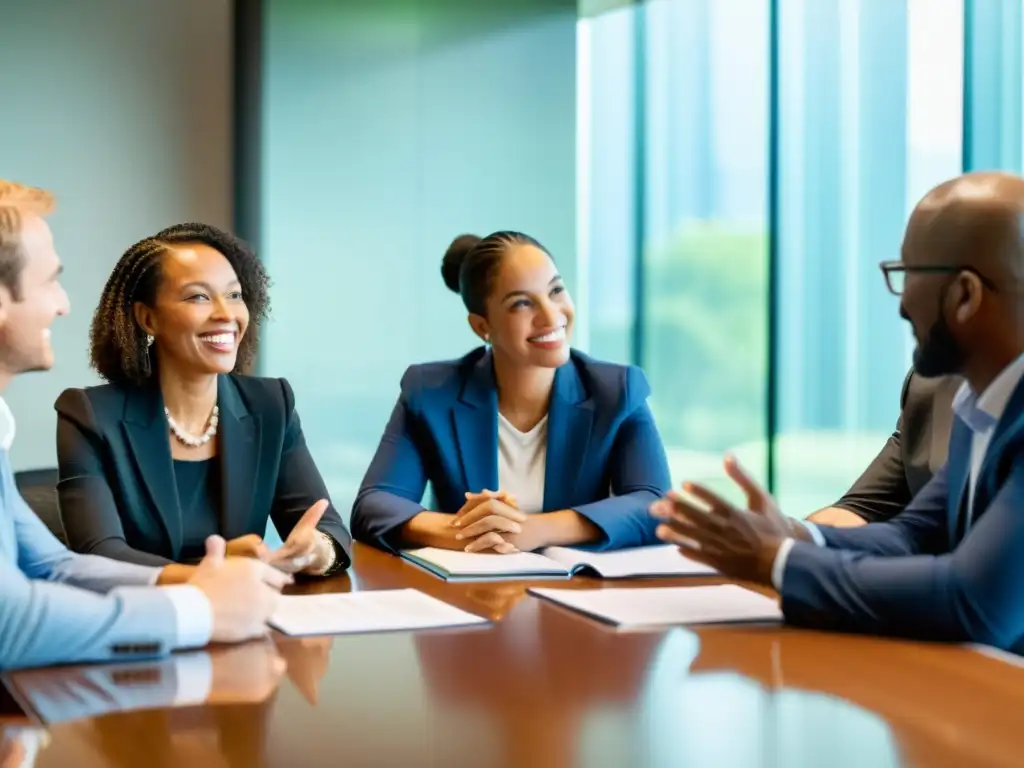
left=351, top=230, right=670, bottom=554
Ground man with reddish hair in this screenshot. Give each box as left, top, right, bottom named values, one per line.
left=0, top=179, right=290, bottom=670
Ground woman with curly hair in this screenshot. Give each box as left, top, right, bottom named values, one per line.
left=54, top=223, right=351, bottom=578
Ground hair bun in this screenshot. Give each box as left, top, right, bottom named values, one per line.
left=441, top=234, right=481, bottom=294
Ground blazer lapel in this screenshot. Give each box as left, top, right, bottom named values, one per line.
left=217, top=376, right=261, bottom=540
left=122, top=387, right=182, bottom=557
left=452, top=352, right=499, bottom=494
left=543, top=361, right=594, bottom=513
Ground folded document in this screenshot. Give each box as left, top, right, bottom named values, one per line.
left=528, top=585, right=782, bottom=629
left=269, top=588, right=489, bottom=636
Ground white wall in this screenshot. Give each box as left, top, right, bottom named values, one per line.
left=0, top=0, right=233, bottom=470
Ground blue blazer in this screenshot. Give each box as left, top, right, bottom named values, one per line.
left=782, top=377, right=1024, bottom=653
left=351, top=347, right=671, bottom=550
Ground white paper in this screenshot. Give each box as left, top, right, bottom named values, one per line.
left=268, top=588, right=489, bottom=636
left=530, top=585, right=781, bottom=628
left=403, top=547, right=569, bottom=576
left=964, top=643, right=1024, bottom=667
left=541, top=544, right=716, bottom=578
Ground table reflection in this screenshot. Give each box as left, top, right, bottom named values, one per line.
left=414, top=597, right=663, bottom=766
left=638, top=629, right=900, bottom=766
left=2, top=637, right=303, bottom=768
left=0, top=726, right=47, bottom=768
left=274, top=637, right=334, bottom=706
left=683, top=627, right=1024, bottom=766
left=5, top=638, right=288, bottom=726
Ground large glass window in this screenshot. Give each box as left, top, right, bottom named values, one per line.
left=576, top=6, right=639, bottom=365
left=580, top=0, right=770, bottom=500
left=641, top=0, right=770, bottom=500
left=774, top=0, right=963, bottom=513
left=579, top=0, right=965, bottom=513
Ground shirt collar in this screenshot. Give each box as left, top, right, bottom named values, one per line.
left=0, top=397, right=15, bottom=451
left=952, top=353, right=1024, bottom=434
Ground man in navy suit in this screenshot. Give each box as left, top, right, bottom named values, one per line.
left=654, top=171, right=1024, bottom=653
left=0, top=178, right=290, bottom=670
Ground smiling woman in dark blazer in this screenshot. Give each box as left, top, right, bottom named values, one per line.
left=55, top=223, right=351, bottom=577
left=351, top=230, right=671, bottom=554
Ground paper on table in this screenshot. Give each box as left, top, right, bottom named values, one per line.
left=964, top=644, right=1024, bottom=668
left=542, top=544, right=716, bottom=578
left=269, top=588, right=489, bottom=636
left=529, top=585, right=781, bottom=629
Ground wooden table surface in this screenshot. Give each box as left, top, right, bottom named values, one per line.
left=3, top=542, right=1024, bottom=767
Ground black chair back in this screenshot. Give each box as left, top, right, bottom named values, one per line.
left=13, top=468, right=65, bottom=545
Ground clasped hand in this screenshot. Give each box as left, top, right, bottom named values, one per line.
left=449, top=490, right=533, bottom=554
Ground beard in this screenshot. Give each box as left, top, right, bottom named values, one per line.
left=913, top=311, right=967, bottom=378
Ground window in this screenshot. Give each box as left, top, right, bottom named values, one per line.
left=774, top=0, right=963, bottom=512
left=580, top=0, right=966, bottom=513
left=576, top=5, right=640, bottom=364
left=581, top=0, right=770, bottom=501
left=642, top=0, right=770, bottom=501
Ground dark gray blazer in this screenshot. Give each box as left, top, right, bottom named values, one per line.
left=55, top=375, right=352, bottom=569
left=833, top=369, right=962, bottom=522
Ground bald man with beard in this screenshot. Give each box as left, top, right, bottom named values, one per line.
left=654, top=171, right=1024, bottom=653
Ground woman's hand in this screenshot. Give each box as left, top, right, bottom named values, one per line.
left=265, top=500, right=333, bottom=574
left=451, top=493, right=528, bottom=553
left=399, top=490, right=523, bottom=552
left=451, top=489, right=517, bottom=524
left=225, top=534, right=269, bottom=560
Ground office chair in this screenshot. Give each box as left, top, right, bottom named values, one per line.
left=14, top=468, right=66, bottom=545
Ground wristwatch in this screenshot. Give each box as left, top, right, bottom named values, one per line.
left=313, top=531, right=342, bottom=576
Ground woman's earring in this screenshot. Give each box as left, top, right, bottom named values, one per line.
left=483, top=334, right=490, bottom=344
left=146, top=334, right=154, bottom=348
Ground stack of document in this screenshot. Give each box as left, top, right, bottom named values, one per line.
left=400, top=544, right=715, bottom=582
left=528, top=585, right=782, bottom=630
left=269, top=588, right=489, bottom=636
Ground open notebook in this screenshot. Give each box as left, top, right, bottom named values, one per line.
left=400, top=544, right=716, bottom=582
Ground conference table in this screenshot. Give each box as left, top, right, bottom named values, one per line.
left=2, top=543, right=1023, bottom=767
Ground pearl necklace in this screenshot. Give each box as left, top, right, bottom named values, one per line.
left=165, top=405, right=219, bottom=447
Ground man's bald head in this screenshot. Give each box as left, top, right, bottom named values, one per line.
left=900, top=171, right=1024, bottom=382
left=903, top=171, right=1024, bottom=285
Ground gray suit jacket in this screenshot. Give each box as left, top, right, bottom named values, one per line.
left=0, top=451, right=181, bottom=670
left=833, top=369, right=962, bottom=522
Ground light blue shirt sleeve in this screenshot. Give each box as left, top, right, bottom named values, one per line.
left=9, top=467, right=212, bottom=649
left=13, top=476, right=156, bottom=589
left=1, top=452, right=213, bottom=668
left=771, top=522, right=826, bottom=590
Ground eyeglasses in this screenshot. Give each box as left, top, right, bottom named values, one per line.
left=879, top=261, right=998, bottom=296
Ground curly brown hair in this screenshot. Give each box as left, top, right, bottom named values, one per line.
left=89, top=223, right=270, bottom=387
